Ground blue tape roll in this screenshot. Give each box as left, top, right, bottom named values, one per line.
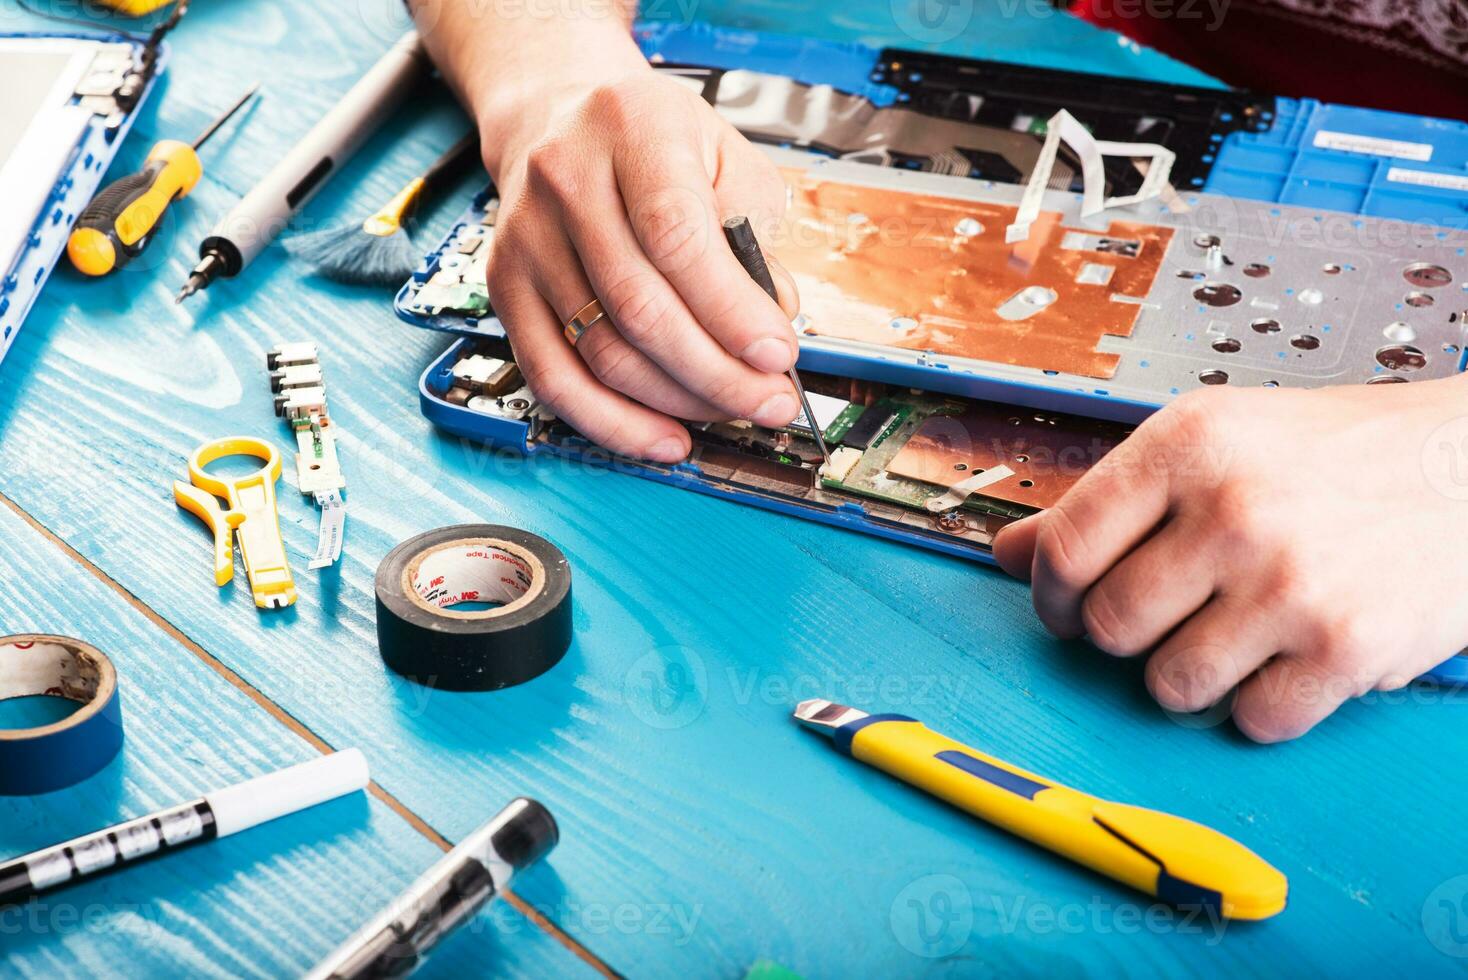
left=0, top=635, right=124, bottom=795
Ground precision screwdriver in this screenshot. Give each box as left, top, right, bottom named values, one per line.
left=67, top=83, right=260, bottom=277
left=722, top=215, right=834, bottom=470
left=177, top=32, right=429, bottom=304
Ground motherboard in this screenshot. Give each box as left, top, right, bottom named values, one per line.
left=436, top=343, right=1133, bottom=556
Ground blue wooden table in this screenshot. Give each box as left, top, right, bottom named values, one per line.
left=3, top=1, right=1466, bottom=976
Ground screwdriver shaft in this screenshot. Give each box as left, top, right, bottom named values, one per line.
left=720, top=216, right=833, bottom=469
left=784, top=367, right=833, bottom=470
left=192, top=82, right=261, bottom=150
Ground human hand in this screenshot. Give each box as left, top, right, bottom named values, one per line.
left=478, top=69, right=802, bottom=462
left=992, top=377, right=1468, bottom=741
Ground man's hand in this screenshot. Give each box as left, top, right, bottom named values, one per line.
left=993, top=377, right=1468, bottom=741
left=482, top=71, right=801, bottom=461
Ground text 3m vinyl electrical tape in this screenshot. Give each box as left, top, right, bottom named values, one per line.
left=375, top=525, right=572, bottom=691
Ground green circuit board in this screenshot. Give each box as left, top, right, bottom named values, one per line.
left=819, top=395, right=1033, bottom=521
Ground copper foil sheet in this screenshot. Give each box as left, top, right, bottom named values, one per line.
left=886, top=406, right=1130, bottom=509
left=772, top=169, right=1172, bottom=380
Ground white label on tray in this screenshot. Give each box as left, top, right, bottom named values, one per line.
left=1386, top=167, right=1468, bottom=193
left=1312, top=129, right=1433, bottom=162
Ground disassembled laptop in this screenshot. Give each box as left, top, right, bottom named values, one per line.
left=398, top=40, right=1468, bottom=563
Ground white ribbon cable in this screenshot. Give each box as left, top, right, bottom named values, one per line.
left=1006, top=110, right=1177, bottom=243
left=309, top=490, right=346, bottom=569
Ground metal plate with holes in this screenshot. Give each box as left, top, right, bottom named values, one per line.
left=765, top=147, right=1468, bottom=421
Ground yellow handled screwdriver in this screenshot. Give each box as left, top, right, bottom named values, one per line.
left=68, top=83, right=260, bottom=277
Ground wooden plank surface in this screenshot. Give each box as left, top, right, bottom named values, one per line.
left=2, top=1, right=1466, bottom=977
left=0, top=503, right=596, bottom=978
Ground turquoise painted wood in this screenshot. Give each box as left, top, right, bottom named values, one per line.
left=3, top=1, right=1466, bottom=977
left=0, top=505, right=595, bottom=977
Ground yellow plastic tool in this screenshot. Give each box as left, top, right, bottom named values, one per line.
left=173, top=436, right=296, bottom=610
left=94, top=0, right=177, bottom=13
left=794, top=700, right=1288, bottom=920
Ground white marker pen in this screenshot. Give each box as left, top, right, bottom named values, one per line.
left=0, top=749, right=369, bottom=905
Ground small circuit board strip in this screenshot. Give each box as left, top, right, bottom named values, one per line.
left=268, top=342, right=346, bottom=569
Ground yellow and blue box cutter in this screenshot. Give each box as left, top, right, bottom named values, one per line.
left=794, top=699, right=1287, bottom=920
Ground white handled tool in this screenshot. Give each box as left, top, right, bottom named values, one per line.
left=177, top=31, right=428, bottom=302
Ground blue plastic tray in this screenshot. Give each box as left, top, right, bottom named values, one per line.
left=1209, top=98, right=1468, bottom=227
left=0, top=31, right=164, bottom=367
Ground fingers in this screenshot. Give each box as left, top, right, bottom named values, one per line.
left=1232, top=657, right=1353, bottom=744
left=711, top=136, right=789, bottom=243
left=1023, top=407, right=1186, bottom=638
left=558, top=188, right=798, bottom=426
left=992, top=516, right=1038, bottom=580
left=500, top=78, right=803, bottom=432
left=1232, top=606, right=1400, bottom=742
left=711, top=141, right=801, bottom=319
left=1028, top=488, right=1169, bottom=639
left=572, top=323, right=725, bottom=422
left=995, top=509, right=1214, bottom=660
left=766, top=254, right=801, bottom=321
left=1081, top=517, right=1217, bottom=657
left=612, top=129, right=799, bottom=374
left=491, top=275, right=691, bottom=462
left=1144, top=592, right=1282, bottom=714
left=527, top=234, right=725, bottom=422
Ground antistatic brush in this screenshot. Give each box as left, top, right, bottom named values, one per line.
left=284, top=132, right=478, bottom=286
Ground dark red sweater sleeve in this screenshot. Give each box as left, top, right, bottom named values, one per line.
left=1069, top=0, right=1468, bottom=120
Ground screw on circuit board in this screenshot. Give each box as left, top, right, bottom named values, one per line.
left=935, top=510, right=965, bottom=533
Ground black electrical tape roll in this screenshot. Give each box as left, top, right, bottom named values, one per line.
left=375, top=525, right=572, bottom=691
